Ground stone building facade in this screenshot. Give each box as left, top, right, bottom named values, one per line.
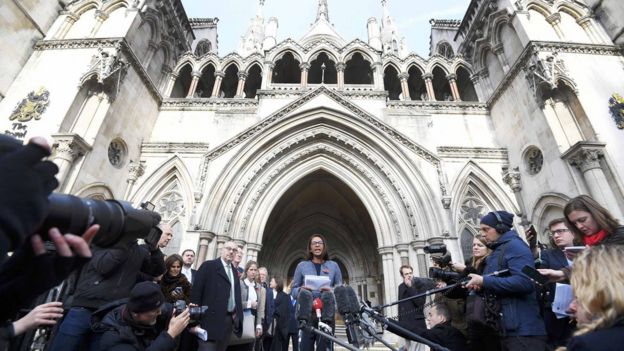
left=1, top=0, right=623, bottom=308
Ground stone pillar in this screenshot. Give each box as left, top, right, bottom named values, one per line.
left=480, top=70, right=492, bottom=97
left=546, top=13, right=565, bottom=40
left=563, top=142, right=623, bottom=218
left=123, top=160, right=146, bottom=200
left=492, top=44, right=510, bottom=72
left=378, top=246, right=398, bottom=315
left=90, top=10, right=108, bottom=37
left=211, top=71, right=225, bottom=98
left=186, top=71, right=201, bottom=98
left=395, top=243, right=409, bottom=266
left=398, top=72, right=410, bottom=101
left=214, top=235, right=232, bottom=260
left=261, top=61, right=274, bottom=89
left=246, top=243, right=262, bottom=263
left=576, top=16, right=600, bottom=44
left=51, top=133, right=91, bottom=192
left=469, top=73, right=483, bottom=101
left=197, top=231, right=216, bottom=264
left=164, top=72, right=178, bottom=97
left=372, top=62, right=383, bottom=90
left=502, top=166, right=528, bottom=224
left=336, top=63, right=346, bottom=90
left=299, top=63, right=310, bottom=88
left=235, top=71, right=248, bottom=98
left=143, top=40, right=159, bottom=66
left=446, top=73, right=460, bottom=101
left=410, top=240, right=428, bottom=278
left=55, top=12, right=78, bottom=39
left=423, top=73, right=435, bottom=101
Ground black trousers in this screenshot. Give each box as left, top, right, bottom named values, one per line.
left=501, top=335, right=547, bottom=351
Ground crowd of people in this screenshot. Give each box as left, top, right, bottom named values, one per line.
left=0, top=133, right=623, bottom=351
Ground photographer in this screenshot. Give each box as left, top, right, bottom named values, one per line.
left=49, top=225, right=167, bottom=351
left=97, top=281, right=190, bottom=351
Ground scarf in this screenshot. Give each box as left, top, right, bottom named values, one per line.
left=584, top=229, right=608, bottom=246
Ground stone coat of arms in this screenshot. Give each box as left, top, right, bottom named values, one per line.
left=9, top=87, right=50, bottom=122
left=608, top=93, right=624, bottom=129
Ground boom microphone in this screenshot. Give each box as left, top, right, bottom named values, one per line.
left=320, top=291, right=336, bottom=324
left=345, top=285, right=361, bottom=315
left=334, top=286, right=351, bottom=316
left=296, top=289, right=313, bottom=326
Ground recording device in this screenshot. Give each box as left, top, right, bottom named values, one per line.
left=173, top=300, right=208, bottom=322
left=423, top=243, right=447, bottom=255
left=335, top=286, right=366, bottom=348
left=39, top=193, right=162, bottom=249
left=521, top=265, right=548, bottom=285
left=173, top=286, right=183, bottom=294
left=526, top=224, right=538, bottom=248
left=320, top=291, right=336, bottom=324
left=563, top=246, right=586, bottom=253
left=428, top=266, right=462, bottom=283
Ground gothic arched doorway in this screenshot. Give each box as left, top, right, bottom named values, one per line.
left=258, top=169, right=382, bottom=304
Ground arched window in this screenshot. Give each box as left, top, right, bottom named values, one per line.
left=272, top=52, right=301, bottom=84
left=436, top=42, right=454, bottom=59
left=220, top=64, right=239, bottom=98
left=432, top=66, right=453, bottom=101
left=383, top=65, right=401, bottom=100
left=308, top=52, right=337, bottom=84
left=195, top=40, right=212, bottom=57
left=170, top=64, right=193, bottom=98
left=344, top=53, right=373, bottom=84
left=244, top=64, right=263, bottom=98
left=407, top=66, right=427, bottom=101
left=456, top=66, right=478, bottom=101
left=196, top=64, right=216, bottom=98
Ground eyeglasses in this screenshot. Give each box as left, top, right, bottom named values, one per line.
left=311, top=240, right=324, bottom=246
left=550, top=229, right=570, bottom=236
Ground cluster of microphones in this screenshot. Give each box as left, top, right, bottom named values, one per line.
left=294, top=286, right=450, bottom=351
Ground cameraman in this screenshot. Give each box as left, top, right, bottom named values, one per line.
left=49, top=225, right=167, bottom=351
left=97, top=282, right=190, bottom=350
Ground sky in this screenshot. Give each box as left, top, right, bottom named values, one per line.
left=181, top=0, right=470, bottom=58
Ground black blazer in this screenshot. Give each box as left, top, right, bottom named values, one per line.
left=540, top=248, right=569, bottom=303
left=191, top=258, right=243, bottom=341
left=420, top=322, right=468, bottom=351
left=398, top=278, right=436, bottom=330
left=567, top=321, right=624, bottom=350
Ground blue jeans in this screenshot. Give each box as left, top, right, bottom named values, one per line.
left=49, top=307, right=100, bottom=351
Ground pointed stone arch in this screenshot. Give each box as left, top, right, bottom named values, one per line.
left=100, top=0, right=130, bottom=15
left=74, top=182, right=115, bottom=200
left=173, top=57, right=197, bottom=75
left=531, top=192, right=571, bottom=243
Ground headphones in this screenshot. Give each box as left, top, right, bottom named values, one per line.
left=492, top=211, right=510, bottom=234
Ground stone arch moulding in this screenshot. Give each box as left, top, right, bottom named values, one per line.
left=130, top=155, right=195, bottom=218
left=198, top=98, right=445, bottom=248
left=450, top=161, right=519, bottom=230
left=531, top=192, right=570, bottom=229
left=74, top=182, right=115, bottom=200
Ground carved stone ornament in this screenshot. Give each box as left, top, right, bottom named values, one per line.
left=157, top=190, right=185, bottom=220
left=108, top=139, right=127, bottom=168
left=502, top=165, right=522, bottom=191
left=524, top=147, right=544, bottom=175
left=524, top=51, right=575, bottom=106
left=80, top=43, right=128, bottom=100
left=9, top=87, right=50, bottom=122
left=608, top=93, right=624, bottom=129
left=460, top=196, right=487, bottom=228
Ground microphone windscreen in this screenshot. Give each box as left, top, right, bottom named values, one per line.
left=320, top=290, right=336, bottom=323
left=296, top=289, right=313, bottom=323
left=334, top=286, right=351, bottom=316
left=345, top=285, right=361, bottom=314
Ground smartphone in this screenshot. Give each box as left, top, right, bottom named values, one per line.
left=521, top=265, right=549, bottom=285
left=173, top=286, right=183, bottom=294
left=563, top=246, right=586, bottom=253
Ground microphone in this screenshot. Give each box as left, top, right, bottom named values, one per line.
left=334, top=286, right=350, bottom=316
left=296, top=289, right=313, bottom=327
left=335, top=286, right=366, bottom=348
left=313, top=297, right=323, bottom=320
left=344, top=285, right=361, bottom=315
left=320, top=291, right=336, bottom=324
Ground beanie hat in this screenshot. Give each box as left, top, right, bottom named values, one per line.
left=127, top=282, right=165, bottom=313
left=480, top=211, right=514, bottom=232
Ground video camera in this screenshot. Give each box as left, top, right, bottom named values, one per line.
left=173, top=300, right=208, bottom=322
left=423, top=244, right=462, bottom=283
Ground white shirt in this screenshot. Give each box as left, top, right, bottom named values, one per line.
left=245, top=279, right=258, bottom=308
left=182, top=265, right=193, bottom=284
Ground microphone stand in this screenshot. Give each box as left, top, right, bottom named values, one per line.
left=298, top=321, right=359, bottom=351
left=377, top=269, right=510, bottom=310
left=360, top=305, right=450, bottom=351
left=361, top=326, right=397, bottom=351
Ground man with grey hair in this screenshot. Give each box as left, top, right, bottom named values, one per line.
left=191, top=241, right=243, bottom=351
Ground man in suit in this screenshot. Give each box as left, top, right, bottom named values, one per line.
left=258, top=267, right=274, bottom=351
left=191, top=241, right=243, bottom=351
left=419, top=303, right=468, bottom=351
left=181, top=249, right=196, bottom=284
left=397, top=265, right=436, bottom=351
left=539, top=218, right=576, bottom=348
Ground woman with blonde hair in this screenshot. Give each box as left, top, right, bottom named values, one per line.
left=566, top=245, right=624, bottom=350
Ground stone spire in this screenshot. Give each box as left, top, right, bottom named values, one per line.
left=237, top=0, right=266, bottom=57
left=316, top=0, right=330, bottom=22
left=379, top=0, right=407, bottom=57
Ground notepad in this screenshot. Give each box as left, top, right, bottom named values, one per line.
left=304, top=275, right=331, bottom=291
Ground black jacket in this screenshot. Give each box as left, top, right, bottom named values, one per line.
left=190, top=258, right=243, bottom=341
left=97, top=303, right=176, bottom=351
left=72, top=242, right=166, bottom=310
left=419, top=321, right=468, bottom=351
left=567, top=320, right=624, bottom=351
left=398, top=278, right=436, bottom=330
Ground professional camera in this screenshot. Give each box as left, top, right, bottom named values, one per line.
left=423, top=243, right=447, bottom=255
left=428, top=267, right=463, bottom=283
left=173, top=300, right=208, bottom=322
left=39, top=193, right=161, bottom=249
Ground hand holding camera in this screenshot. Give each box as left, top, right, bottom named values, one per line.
left=167, top=308, right=190, bottom=339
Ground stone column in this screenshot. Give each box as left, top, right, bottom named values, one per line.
left=336, top=63, right=346, bottom=90
left=235, top=71, right=248, bottom=98
left=299, top=63, right=310, bottom=88
left=469, top=73, right=483, bottom=102
left=123, top=160, right=146, bottom=200
left=395, top=243, right=409, bottom=266
left=90, top=10, right=108, bottom=37
left=410, top=240, right=428, bottom=277
left=51, top=133, right=91, bottom=192
left=563, top=142, right=623, bottom=218
left=214, top=235, right=232, bottom=260
left=546, top=13, right=565, bottom=39
left=261, top=61, right=274, bottom=89
left=55, top=12, right=78, bottom=39
left=492, top=44, right=510, bottom=72
left=446, top=73, right=460, bottom=101
left=502, top=166, right=528, bottom=224
left=480, top=70, right=492, bottom=97
left=186, top=71, right=201, bottom=98
left=372, top=62, right=383, bottom=90
left=398, top=72, right=410, bottom=100
left=246, top=243, right=262, bottom=263
left=576, top=16, right=600, bottom=44
left=211, top=71, right=225, bottom=98
left=378, top=246, right=398, bottom=314
left=197, top=231, right=216, bottom=264
left=164, top=72, right=178, bottom=97
left=143, top=40, right=159, bottom=66
left=423, top=73, right=435, bottom=101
